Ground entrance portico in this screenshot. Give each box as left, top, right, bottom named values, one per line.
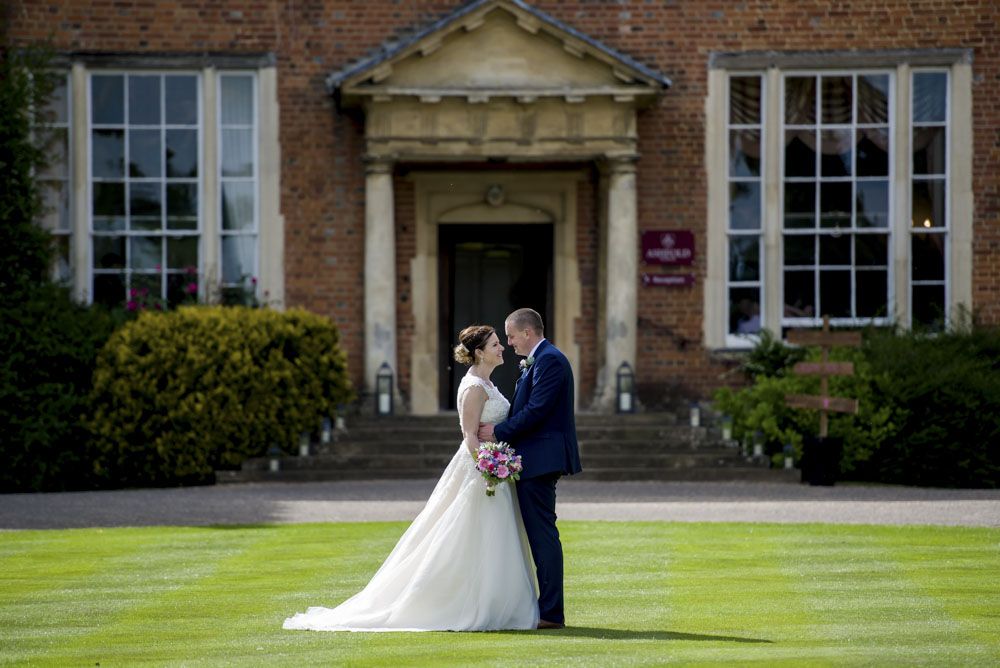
left=327, top=0, right=670, bottom=413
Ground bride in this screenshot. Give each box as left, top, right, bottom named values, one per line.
left=283, top=325, right=539, bottom=632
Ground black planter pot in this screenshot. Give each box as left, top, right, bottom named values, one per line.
left=800, top=436, right=843, bottom=486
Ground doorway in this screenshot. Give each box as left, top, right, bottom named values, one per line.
left=439, top=224, right=554, bottom=409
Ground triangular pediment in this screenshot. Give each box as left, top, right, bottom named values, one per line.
left=329, top=0, right=669, bottom=105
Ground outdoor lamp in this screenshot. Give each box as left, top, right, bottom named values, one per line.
left=268, top=444, right=282, bottom=473
left=784, top=442, right=795, bottom=470
left=753, top=430, right=764, bottom=458
left=298, top=432, right=310, bottom=457
left=320, top=417, right=332, bottom=444
left=721, top=415, right=733, bottom=441
left=689, top=401, right=700, bottom=427
left=376, top=362, right=394, bottom=416
left=616, top=362, right=635, bottom=413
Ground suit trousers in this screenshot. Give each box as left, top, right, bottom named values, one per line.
left=516, top=472, right=564, bottom=624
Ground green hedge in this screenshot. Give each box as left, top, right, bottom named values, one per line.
left=714, top=325, right=1000, bottom=488
left=87, top=306, right=353, bottom=487
left=0, top=284, right=120, bottom=492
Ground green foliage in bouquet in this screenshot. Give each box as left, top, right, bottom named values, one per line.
left=87, top=306, right=354, bottom=486
left=0, top=284, right=120, bottom=492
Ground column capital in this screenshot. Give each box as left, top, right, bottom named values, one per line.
left=363, top=154, right=396, bottom=175
left=601, top=153, right=639, bottom=175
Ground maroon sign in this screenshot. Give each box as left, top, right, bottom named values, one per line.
left=642, top=273, right=695, bottom=287
left=642, top=230, right=694, bottom=265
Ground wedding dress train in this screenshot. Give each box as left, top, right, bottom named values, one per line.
left=283, top=373, right=539, bottom=632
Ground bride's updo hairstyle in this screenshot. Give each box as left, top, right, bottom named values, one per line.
left=453, top=325, right=495, bottom=366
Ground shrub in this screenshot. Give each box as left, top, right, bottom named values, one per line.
left=87, top=306, right=353, bottom=487
left=860, top=325, right=1000, bottom=487
left=713, top=345, right=901, bottom=470
left=740, top=328, right=807, bottom=380
left=713, top=324, right=1000, bottom=488
left=0, top=284, right=119, bottom=492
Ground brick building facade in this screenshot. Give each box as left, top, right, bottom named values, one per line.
left=7, top=0, right=999, bottom=412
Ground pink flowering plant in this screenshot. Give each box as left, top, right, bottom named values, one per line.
left=474, top=441, right=523, bottom=496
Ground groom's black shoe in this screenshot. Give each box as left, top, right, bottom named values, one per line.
left=537, top=619, right=565, bottom=630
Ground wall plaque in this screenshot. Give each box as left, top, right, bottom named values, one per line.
left=642, top=230, right=694, bottom=265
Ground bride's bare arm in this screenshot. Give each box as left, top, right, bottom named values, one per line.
left=460, top=385, right=488, bottom=456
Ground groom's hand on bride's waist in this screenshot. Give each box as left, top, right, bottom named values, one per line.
left=478, top=423, right=495, bottom=442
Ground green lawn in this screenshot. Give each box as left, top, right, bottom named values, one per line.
left=1, top=522, right=998, bottom=666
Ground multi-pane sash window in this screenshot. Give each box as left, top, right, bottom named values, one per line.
left=911, top=70, right=948, bottom=328
left=782, top=72, right=892, bottom=325
left=727, top=75, right=764, bottom=338
left=38, top=74, right=72, bottom=283
left=219, top=74, right=258, bottom=302
left=89, top=73, right=200, bottom=307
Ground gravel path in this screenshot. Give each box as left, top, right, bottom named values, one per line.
left=2, top=479, right=998, bottom=529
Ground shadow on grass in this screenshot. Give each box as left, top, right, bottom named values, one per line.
left=497, top=626, right=772, bottom=643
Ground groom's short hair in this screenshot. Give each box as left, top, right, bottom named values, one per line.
left=507, top=308, right=544, bottom=335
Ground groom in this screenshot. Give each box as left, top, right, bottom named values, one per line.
left=478, top=307, right=582, bottom=630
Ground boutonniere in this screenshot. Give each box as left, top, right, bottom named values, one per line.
left=519, top=356, right=535, bottom=372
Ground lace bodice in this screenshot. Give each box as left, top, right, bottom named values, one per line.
left=457, top=373, right=510, bottom=432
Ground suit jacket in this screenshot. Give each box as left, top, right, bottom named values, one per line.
left=494, top=339, right=583, bottom=480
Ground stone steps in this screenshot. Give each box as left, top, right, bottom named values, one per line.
left=217, top=411, right=795, bottom=484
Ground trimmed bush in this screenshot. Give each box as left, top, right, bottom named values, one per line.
left=0, top=284, right=119, bottom=492
left=87, top=306, right=353, bottom=486
left=861, top=325, right=1000, bottom=487
left=713, top=325, right=1000, bottom=488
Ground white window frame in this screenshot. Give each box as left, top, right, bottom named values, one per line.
left=705, top=51, right=972, bottom=349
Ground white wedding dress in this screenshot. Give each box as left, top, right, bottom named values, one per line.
left=283, top=373, right=539, bottom=632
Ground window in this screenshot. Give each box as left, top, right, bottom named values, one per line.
left=38, top=74, right=72, bottom=283
left=711, top=55, right=966, bottom=348
left=781, top=72, right=892, bottom=326
left=219, top=73, right=258, bottom=301
left=910, top=70, right=948, bottom=328
left=89, top=72, right=201, bottom=307
left=727, top=75, right=764, bottom=337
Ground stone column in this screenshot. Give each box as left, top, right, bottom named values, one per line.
left=364, top=157, right=400, bottom=407
left=597, top=155, right=638, bottom=410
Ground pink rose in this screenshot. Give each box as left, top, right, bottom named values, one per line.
left=185, top=282, right=198, bottom=294
left=497, top=465, right=510, bottom=479
left=126, top=300, right=138, bottom=311
left=497, top=452, right=508, bottom=463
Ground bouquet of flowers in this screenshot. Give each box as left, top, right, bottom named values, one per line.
left=474, top=441, right=523, bottom=496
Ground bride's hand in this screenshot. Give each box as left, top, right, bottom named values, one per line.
left=478, top=423, right=495, bottom=442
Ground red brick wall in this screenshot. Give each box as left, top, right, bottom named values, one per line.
left=8, top=0, right=999, bottom=403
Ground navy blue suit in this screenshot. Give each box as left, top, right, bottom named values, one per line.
left=494, top=339, right=582, bottom=624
